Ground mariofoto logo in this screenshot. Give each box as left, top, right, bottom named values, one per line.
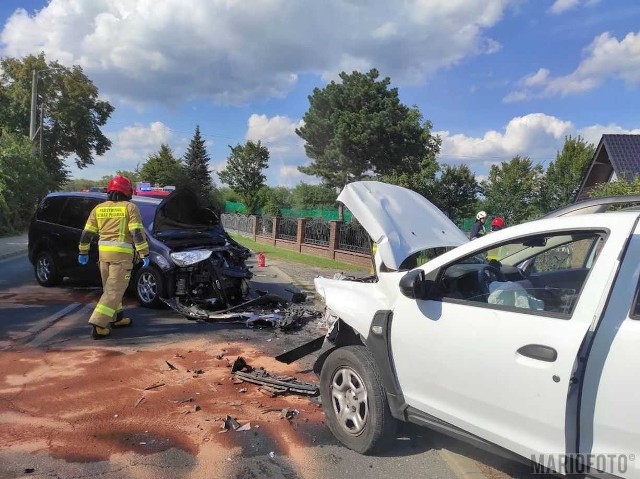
left=531, top=453, right=635, bottom=475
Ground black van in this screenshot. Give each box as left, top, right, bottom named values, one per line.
left=28, top=189, right=252, bottom=308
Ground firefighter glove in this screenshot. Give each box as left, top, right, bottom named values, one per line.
left=142, top=257, right=150, bottom=268
left=78, top=254, right=88, bottom=265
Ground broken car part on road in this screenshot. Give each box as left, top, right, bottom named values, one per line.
left=231, top=357, right=319, bottom=396
left=162, top=292, right=321, bottom=331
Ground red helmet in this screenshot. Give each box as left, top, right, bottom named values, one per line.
left=491, top=217, right=505, bottom=229
left=107, top=175, right=133, bottom=198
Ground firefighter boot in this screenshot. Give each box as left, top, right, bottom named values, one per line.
left=111, top=311, right=132, bottom=328
left=91, top=325, right=111, bottom=339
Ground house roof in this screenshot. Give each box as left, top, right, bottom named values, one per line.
left=575, top=134, right=640, bottom=201
left=601, top=134, right=640, bottom=177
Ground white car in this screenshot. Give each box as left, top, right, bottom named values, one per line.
left=311, top=181, right=640, bottom=478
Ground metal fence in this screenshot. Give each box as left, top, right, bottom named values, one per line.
left=221, top=214, right=255, bottom=237
left=338, top=222, right=371, bottom=253
left=256, top=215, right=274, bottom=236
left=277, top=217, right=298, bottom=241
left=304, top=219, right=330, bottom=246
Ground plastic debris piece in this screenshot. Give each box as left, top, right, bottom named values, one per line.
left=165, top=361, right=177, bottom=370
left=236, top=422, right=251, bottom=432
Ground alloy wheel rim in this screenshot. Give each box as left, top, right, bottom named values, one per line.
left=137, top=272, right=157, bottom=303
left=330, top=366, right=369, bottom=436
left=37, top=256, right=51, bottom=282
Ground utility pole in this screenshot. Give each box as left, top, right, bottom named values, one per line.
left=29, top=69, right=38, bottom=141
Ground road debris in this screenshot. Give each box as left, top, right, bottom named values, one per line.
left=231, top=357, right=319, bottom=396
left=144, top=382, right=165, bottom=390
left=162, top=292, right=321, bottom=331
left=133, top=396, right=145, bottom=408
left=280, top=408, right=299, bottom=420
left=219, top=415, right=250, bottom=433
left=165, top=361, right=177, bottom=370
left=275, top=335, right=325, bottom=364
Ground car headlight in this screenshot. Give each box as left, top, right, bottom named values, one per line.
left=170, top=249, right=213, bottom=267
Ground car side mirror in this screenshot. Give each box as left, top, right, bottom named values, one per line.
left=399, top=269, right=434, bottom=300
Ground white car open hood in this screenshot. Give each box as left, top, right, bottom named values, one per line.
left=338, top=181, right=468, bottom=270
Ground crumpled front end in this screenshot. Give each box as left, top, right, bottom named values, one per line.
left=165, top=246, right=253, bottom=311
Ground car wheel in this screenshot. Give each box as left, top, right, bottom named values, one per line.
left=320, top=345, right=397, bottom=454
left=34, top=250, right=62, bottom=287
left=134, top=265, right=164, bottom=308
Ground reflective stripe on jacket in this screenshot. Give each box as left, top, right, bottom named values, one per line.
left=78, top=200, right=149, bottom=261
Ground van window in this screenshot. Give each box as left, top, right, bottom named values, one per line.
left=37, top=197, right=67, bottom=224
left=59, top=197, right=101, bottom=230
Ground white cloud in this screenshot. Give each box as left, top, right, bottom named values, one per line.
left=505, top=31, right=640, bottom=101
left=437, top=113, right=640, bottom=173
left=437, top=113, right=574, bottom=163
left=0, top=0, right=512, bottom=106
left=549, top=0, right=581, bottom=14
left=66, top=121, right=173, bottom=180
left=548, top=0, right=600, bottom=14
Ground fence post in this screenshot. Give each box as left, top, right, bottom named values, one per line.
left=272, top=216, right=279, bottom=246
left=329, top=220, right=341, bottom=261
left=296, top=218, right=305, bottom=253
left=251, top=215, right=258, bottom=241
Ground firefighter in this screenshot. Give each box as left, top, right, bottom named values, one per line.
left=78, top=175, right=150, bottom=339
left=469, top=211, right=487, bottom=240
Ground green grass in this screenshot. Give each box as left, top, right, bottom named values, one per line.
left=230, top=233, right=370, bottom=272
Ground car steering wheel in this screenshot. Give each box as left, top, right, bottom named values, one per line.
left=477, top=265, right=506, bottom=295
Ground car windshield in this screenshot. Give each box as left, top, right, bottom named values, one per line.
left=137, top=203, right=158, bottom=229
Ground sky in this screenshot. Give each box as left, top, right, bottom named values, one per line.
left=1, top=0, right=639, bottom=187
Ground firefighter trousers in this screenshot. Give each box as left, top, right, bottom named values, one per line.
left=88, top=260, right=133, bottom=328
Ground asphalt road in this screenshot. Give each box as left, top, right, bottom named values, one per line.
left=0, top=253, right=550, bottom=479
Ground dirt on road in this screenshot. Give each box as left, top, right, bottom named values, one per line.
left=0, top=337, right=330, bottom=478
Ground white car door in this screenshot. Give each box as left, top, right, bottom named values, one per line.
left=578, top=220, right=640, bottom=479
left=390, top=215, right=637, bottom=467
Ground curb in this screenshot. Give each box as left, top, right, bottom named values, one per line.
left=0, top=249, right=27, bottom=262
left=438, top=448, right=490, bottom=479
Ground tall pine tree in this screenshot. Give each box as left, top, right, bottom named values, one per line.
left=183, top=125, right=213, bottom=201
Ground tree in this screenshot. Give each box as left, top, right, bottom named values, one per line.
left=430, top=164, right=480, bottom=220
left=258, top=186, right=292, bottom=216
left=139, top=144, right=186, bottom=187
left=291, top=183, right=337, bottom=209
left=481, top=155, right=544, bottom=225
left=590, top=175, right=640, bottom=197
left=0, top=132, right=51, bottom=234
left=183, top=125, right=213, bottom=201
left=217, top=140, right=269, bottom=215
left=539, top=135, right=595, bottom=212
left=0, top=53, right=114, bottom=187
left=296, top=68, right=440, bottom=189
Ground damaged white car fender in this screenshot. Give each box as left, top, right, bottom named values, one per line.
left=314, top=275, right=392, bottom=339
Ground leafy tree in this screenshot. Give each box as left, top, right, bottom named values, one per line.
left=291, top=183, right=337, bottom=208
left=379, top=156, right=439, bottom=199
left=296, top=68, right=440, bottom=189
left=258, top=186, right=292, bottom=216
left=61, top=178, right=101, bottom=192
left=481, top=155, right=544, bottom=225
left=0, top=132, right=51, bottom=234
left=183, top=125, right=213, bottom=201
left=217, top=140, right=269, bottom=215
left=219, top=187, right=242, bottom=204
left=0, top=53, right=114, bottom=187
left=539, top=135, right=595, bottom=212
left=430, top=164, right=480, bottom=220
left=139, top=144, right=186, bottom=187
left=590, top=175, right=640, bottom=197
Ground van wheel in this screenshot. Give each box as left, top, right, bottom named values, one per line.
left=320, top=346, right=397, bottom=454
left=34, top=251, right=62, bottom=287
left=134, top=265, right=164, bottom=308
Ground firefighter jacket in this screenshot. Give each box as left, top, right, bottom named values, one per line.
left=78, top=200, right=149, bottom=262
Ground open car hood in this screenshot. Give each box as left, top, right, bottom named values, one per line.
left=152, top=188, right=220, bottom=235
left=338, top=181, right=468, bottom=271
